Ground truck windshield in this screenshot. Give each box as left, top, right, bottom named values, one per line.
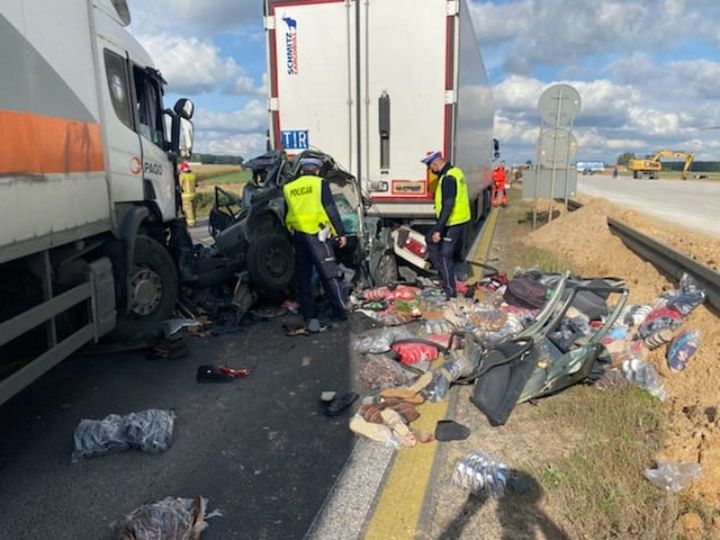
left=133, top=67, right=165, bottom=147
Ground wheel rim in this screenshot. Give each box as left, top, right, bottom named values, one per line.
left=263, top=243, right=291, bottom=279
left=375, top=254, right=397, bottom=284
left=129, top=266, right=163, bottom=316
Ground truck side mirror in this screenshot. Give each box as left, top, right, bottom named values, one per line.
left=174, top=98, right=195, bottom=120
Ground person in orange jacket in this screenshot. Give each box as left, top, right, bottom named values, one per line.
left=492, top=161, right=508, bottom=207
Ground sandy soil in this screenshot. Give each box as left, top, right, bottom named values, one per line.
left=527, top=197, right=720, bottom=508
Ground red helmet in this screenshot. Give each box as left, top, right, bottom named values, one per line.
left=180, top=162, right=191, bottom=172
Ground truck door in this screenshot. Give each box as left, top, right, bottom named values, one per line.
left=96, top=38, right=146, bottom=207
left=131, top=65, right=176, bottom=221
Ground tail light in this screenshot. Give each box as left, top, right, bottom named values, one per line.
left=405, top=238, right=426, bottom=257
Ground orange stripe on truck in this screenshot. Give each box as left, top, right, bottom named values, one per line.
left=0, top=108, right=104, bottom=175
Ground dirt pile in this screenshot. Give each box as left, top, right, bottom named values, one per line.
left=526, top=197, right=720, bottom=508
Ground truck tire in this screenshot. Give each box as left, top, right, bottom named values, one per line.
left=113, top=235, right=179, bottom=340
left=246, top=233, right=294, bottom=295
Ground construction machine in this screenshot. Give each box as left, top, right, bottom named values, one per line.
left=627, top=150, right=694, bottom=180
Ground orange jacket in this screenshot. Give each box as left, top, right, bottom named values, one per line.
left=492, top=166, right=507, bottom=187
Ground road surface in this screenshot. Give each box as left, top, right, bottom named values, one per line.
left=577, top=175, right=720, bottom=238
left=0, top=316, right=363, bottom=540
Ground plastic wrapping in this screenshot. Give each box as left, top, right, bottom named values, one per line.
left=621, top=359, right=667, bottom=401
left=667, top=329, right=700, bottom=372
left=353, top=328, right=415, bottom=354
left=421, top=351, right=478, bottom=402
left=621, top=304, right=653, bottom=327
left=115, top=496, right=212, bottom=540
left=643, top=461, right=703, bottom=493
left=73, top=409, right=176, bottom=460
left=660, top=273, right=707, bottom=316
left=359, top=355, right=415, bottom=390
left=452, top=451, right=509, bottom=497
left=637, top=307, right=683, bottom=340
left=123, top=409, right=176, bottom=454
left=73, top=414, right=129, bottom=460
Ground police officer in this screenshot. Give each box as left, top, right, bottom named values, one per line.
left=284, top=157, right=348, bottom=330
left=421, top=151, right=471, bottom=299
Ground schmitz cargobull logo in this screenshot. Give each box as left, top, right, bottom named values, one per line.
left=282, top=15, right=299, bottom=75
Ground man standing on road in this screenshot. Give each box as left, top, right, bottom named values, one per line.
left=422, top=151, right=471, bottom=299
left=284, top=157, right=348, bottom=331
left=492, top=161, right=508, bottom=207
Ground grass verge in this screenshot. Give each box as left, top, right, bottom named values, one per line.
left=531, top=386, right=681, bottom=538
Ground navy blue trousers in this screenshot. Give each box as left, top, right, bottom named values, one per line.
left=293, top=232, right=347, bottom=321
left=426, top=224, right=465, bottom=298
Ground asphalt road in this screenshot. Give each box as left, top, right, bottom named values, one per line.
left=577, top=174, right=720, bottom=237
left=0, top=316, right=364, bottom=539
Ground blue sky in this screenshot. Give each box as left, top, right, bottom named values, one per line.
left=128, top=0, right=720, bottom=165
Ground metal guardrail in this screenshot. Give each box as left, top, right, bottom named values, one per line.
left=564, top=199, right=720, bottom=312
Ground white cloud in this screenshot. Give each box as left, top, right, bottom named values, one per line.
left=137, top=34, right=238, bottom=95
left=227, top=68, right=266, bottom=96
left=472, top=0, right=720, bottom=75
left=199, top=133, right=268, bottom=157
left=195, top=100, right=267, bottom=134
left=128, top=0, right=261, bottom=36
left=190, top=101, right=269, bottom=157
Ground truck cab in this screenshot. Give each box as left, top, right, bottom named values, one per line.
left=0, top=0, right=194, bottom=405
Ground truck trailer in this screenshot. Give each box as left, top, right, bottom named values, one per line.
left=263, top=0, right=497, bottom=281
left=0, top=0, right=195, bottom=405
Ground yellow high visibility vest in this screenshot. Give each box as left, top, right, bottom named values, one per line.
left=283, top=175, right=333, bottom=234
left=434, top=166, right=471, bottom=226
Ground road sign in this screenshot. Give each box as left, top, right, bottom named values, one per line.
left=539, top=128, right=577, bottom=167
left=538, top=84, right=581, bottom=126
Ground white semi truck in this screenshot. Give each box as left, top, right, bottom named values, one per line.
left=263, top=0, right=498, bottom=281
left=0, top=0, right=195, bottom=405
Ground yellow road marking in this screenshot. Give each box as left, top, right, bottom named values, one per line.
left=363, top=208, right=499, bottom=540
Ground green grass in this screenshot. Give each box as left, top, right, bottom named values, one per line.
left=194, top=192, right=216, bottom=218
left=531, top=386, right=683, bottom=538
left=521, top=246, right=574, bottom=274
left=197, top=170, right=251, bottom=185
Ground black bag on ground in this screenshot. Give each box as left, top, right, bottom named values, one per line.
left=468, top=339, right=538, bottom=427
left=469, top=337, right=605, bottom=427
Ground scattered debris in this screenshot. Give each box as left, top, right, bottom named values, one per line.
left=452, top=451, right=508, bottom=497
left=196, top=365, right=252, bottom=383
left=73, top=409, right=175, bottom=460
left=643, top=461, right=704, bottom=493
left=115, top=496, right=218, bottom=540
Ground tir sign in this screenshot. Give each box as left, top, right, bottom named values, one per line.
left=281, top=130, right=309, bottom=150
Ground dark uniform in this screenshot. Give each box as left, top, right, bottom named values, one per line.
left=283, top=161, right=347, bottom=322
left=422, top=152, right=471, bottom=298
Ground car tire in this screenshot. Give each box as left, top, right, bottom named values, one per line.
left=246, top=233, right=295, bottom=295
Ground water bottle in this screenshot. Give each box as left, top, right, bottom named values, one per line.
left=452, top=451, right=509, bottom=497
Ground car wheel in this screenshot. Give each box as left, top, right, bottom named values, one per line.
left=246, top=233, right=295, bottom=295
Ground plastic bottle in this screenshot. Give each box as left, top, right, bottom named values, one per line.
left=621, top=358, right=667, bottom=401
left=452, top=451, right=509, bottom=497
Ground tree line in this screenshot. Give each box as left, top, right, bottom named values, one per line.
left=189, top=153, right=245, bottom=165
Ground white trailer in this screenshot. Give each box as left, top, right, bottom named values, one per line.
left=0, top=0, right=195, bottom=405
left=263, top=0, right=497, bottom=278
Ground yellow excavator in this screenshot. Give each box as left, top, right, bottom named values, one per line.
left=627, top=149, right=694, bottom=180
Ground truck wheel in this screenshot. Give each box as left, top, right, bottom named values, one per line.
left=246, top=233, right=294, bottom=295
left=113, top=235, right=179, bottom=340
